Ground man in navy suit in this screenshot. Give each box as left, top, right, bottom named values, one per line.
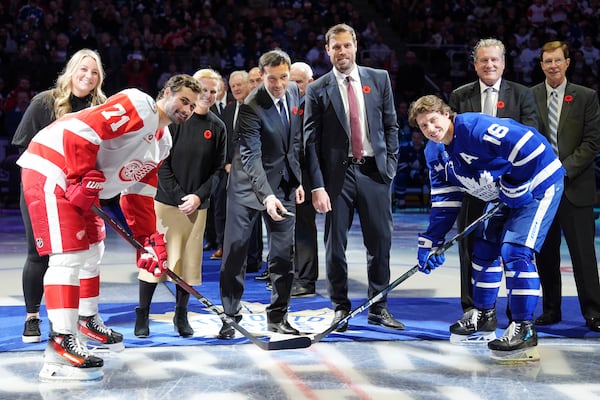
left=218, top=49, right=305, bottom=339
left=449, top=38, right=538, bottom=316
left=532, top=40, right=600, bottom=331
left=304, top=23, right=404, bottom=331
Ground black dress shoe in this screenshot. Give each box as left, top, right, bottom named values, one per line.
left=255, top=269, right=269, bottom=281
left=332, top=309, right=349, bottom=332
left=217, top=316, right=241, bottom=340
left=246, top=262, right=260, bottom=273
left=291, top=283, right=316, bottom=297
left=586, top=318, right=600, bottom=332
left=267, top=319, right=300, bottom=335
left=534, top=312, right=561, bottom=325
left=203, top=242, right=217, bottom=251
left=368, top=308, right=405, bottom=330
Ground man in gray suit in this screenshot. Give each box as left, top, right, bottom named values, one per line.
left=449, top=38, right=538, bottom=317
left=304, top=23, right=404, bottom=332
left=218, top=49, right=304, bottom=339
left=532, top=40, right=600, bottom=331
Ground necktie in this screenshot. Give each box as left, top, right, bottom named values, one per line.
left=483, top=87, right=495, bottom=116
left=547, top=90, right=559, bottom=154
left=277, top=99, right=290, bottom=181
left=219, top=102, right=225, bottom=114
left=278, top=99, right=289, bottom=133
left=346, top=76, right=363, bottom=159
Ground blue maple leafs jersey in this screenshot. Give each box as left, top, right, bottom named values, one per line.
left=423, top=112, right=565, bottom=241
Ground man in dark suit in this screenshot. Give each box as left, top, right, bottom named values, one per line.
left=210, top=71, right=254, bottom=264
left=218, top=49, right=305, bottom=339
left=290, top=61, right=317, bottom=297
left=304, top=23, right=404, bottom=331
left=449, top=38, right=538, bottom=316
left=532, top=40, right=600, bottom=332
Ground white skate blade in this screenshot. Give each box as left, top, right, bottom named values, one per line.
left=79, top=335, right=125, bottom=353
left=490, top=347, right=540, bottom=364
left=450, top=331, right=496, bottom=345
left=39, top=363, right=103, bottom=382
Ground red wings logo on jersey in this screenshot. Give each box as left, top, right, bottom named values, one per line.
left=119, top=160, right=158, bottom=182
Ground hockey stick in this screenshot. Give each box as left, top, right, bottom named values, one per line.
left=92, top=205, right=311, bottom=351
left=311, top=202, right=503, bottom=343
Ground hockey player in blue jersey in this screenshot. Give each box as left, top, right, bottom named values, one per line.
left=408, top=95, right=565, bottom=362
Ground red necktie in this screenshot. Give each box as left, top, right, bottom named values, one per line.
left=346, top=76, right=363, bottom=159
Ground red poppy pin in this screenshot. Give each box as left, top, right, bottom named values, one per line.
left=497, top=101, right=505, bottom=109
left=363, top=85, right=371, bottom=94
left=564, top=95, right=573, bottom=103
left=204, top=130, right=213, bottom=139
left=292, top=106, right=298, bottom=115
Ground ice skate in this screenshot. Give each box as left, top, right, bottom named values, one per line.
left=39, top=333, right=103, bottom=382
left=449, top=308, right=497, bottom=344
left=78, top=314, right=124, bottom=352
left=488, top=320, right=540, bottom=363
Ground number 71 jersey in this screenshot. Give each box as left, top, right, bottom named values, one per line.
left=17, top=88, right=172, bottom=199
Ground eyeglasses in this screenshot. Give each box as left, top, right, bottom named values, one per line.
left=542, top=58, right=566, bottom=66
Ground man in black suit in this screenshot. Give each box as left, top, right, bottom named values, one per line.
left=218, top=49, right=304, bottom=339
left=290, top=61, right=317, bottom=297
left=210, top=71, right=252, bottom=263
left=532, top=40, right=600, bottom=332
left=304, top=23, right=404, bottom=331
left=449, top=38, right=538, bottom=316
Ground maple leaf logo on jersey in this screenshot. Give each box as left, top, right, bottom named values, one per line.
left=452, top=168, right=499, bottom=201
left=119, top=160, right=158, bottom=182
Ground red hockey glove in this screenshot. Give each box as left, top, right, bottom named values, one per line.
left=65, top=170, right=106, bottom=211
left=137, top=232, right=168, bottom=277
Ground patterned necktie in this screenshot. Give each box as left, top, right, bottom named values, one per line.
left=547, top=90, right=559, bottom=154
left=219, top=102, right=225, bottom=115
left=483, top=87, right=495, bottom=116
left=278, top=99, right=289, bottom=133
left=346, top=76, right=363, bottom=159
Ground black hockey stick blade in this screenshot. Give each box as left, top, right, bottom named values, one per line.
left=311, top=202, right=503, bottom=344
left=311, top=265, right=418, bottom=343
left=92, top=205, right=311, bottom=351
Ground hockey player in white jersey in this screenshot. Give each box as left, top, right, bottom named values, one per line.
left=408, top=95, right=565, bottom=362
left=17, top=74, right=202, bottom=381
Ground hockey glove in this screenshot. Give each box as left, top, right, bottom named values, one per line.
left=417, top=234, right=445, bottom=274
left=137, top=232, right=168, bottom=277
left=65, top=170, right=106, bottom=211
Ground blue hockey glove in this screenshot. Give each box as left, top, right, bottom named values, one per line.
left=417, top=234, right=445, bottom=274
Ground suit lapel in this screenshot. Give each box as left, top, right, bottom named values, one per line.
left=469, top=83, right=481, bottom=113
left=325, top=72, right=349, bottom=135
left=358, top=67, right=372, bottom=134
left=558, top=83, right=575, bottom=133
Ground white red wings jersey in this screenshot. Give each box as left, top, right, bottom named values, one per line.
left=17, top=88, right=171, bottom=199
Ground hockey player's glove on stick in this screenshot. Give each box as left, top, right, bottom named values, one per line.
left=311, top=202, right=503, bottom=344
left=93, top=205, right=311, bottom=351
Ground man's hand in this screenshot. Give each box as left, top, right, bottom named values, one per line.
left=312, top=188, right=331, bottom=214
left=417, top=234, right=445, bottom=274
left=137, top=232, right=168, bottom=277
left=65, top=170, right=105, bottom=211
left=295, top=184, right=305, bottom=204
